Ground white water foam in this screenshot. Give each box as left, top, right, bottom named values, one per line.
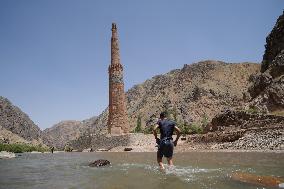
left=117, top=163, right=220, bottom=182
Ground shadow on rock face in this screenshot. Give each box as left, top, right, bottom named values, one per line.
left=89, top=159, right=111, bottom=167
left=231, top=172, right=284, bottom=188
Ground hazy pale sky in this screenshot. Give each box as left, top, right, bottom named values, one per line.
left=0, top=0, right=283, bottom=129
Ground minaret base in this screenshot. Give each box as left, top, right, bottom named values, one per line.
left=110, top=126, right=123, bottom=135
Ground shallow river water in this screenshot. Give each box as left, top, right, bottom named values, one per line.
left=0, top=152, right=283, bottom=189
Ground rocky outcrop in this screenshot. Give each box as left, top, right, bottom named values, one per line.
left=197, top=110, right=284, bottom=150
left=193, top=12, right=284, bottom=151
left=261, top=11, right=284, bottom=73
left=208, top=110, right=284, bottom=131
left=0, top=96, right=42, bottom=143
left=248, top=11, right=284, bottom=112
left=89, top=159, right=111, bottom=167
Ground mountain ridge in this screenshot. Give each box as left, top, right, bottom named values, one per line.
left=70, top=60, right=260, bottom=150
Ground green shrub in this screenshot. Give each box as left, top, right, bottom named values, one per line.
left=246, top=107, right=259, bottom=114
left=64, top=145, right=73, bottom=152
left=143, top=126, right=153, bottom=134
left=189, top=123, right=203, bottom=134
left=180, top=124, right=191, bottom=135
left=201, top=114, right=209, bottom=127
left=134, top=115, right=142, bottom=133
left=0, top=143, right=48, bottom=153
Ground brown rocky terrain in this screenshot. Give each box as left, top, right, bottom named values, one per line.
left=0, top=95, right=96, bottom=148
left=0, top=96, right=43, bottom=144
left=194, top=11, right=284, bottom=151
left=248, top=11, right=284, bottom=113
left=125, top=61, right=259, bottom=129
left=70, top=61, right=260, bottom=150
left=0, top=125, right=30, bottom=144
left=42, top=117, right=97, bottom=150
left=70, top=12, right=284, bottom=152
left=189, top=110, right=284, bottom=150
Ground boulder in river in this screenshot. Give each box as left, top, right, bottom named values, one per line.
left=124, top=147, right=133, bottom=151
left=89, top=159, right=111, bottom=167
left=231, top=172, right=284, bottom=188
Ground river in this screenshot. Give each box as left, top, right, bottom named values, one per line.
left=0, top=152, right=283, bottom=189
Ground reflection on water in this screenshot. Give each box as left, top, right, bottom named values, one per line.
left=0, top=152, right=283, bottom=189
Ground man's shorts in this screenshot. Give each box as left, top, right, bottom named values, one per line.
left=157, top=139, right=174, bottom=158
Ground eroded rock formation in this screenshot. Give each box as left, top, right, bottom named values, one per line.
left=0, top=96, right=43, bottom=144
left=248, top=11, right=284, bottom=112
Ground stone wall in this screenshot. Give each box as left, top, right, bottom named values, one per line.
left=90, top=134, right=130, bottom=150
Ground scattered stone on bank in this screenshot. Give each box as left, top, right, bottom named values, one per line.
left=89, top=159, right=111, bottom=167
left=215, top=129, right=284, bottom=150
left=0, top=151, right=16, bottom=159
left=124, top=147, right=133, bottom=151
left=96, top=148, right=109, bottom=152
left=30, top=151, right=42, bottom=153
left=82, top=148, right=93, bottom=152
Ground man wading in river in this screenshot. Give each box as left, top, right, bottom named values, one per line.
left=153, top=112, right=181, bottom=169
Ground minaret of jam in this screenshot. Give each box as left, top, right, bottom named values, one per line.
left=107, top=23, right=130, bottom=134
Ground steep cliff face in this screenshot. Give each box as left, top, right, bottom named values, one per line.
left=0, top=96, right=42, bottom=143
left=248, top=11, right=284, bottom=112
left=261, top=11, right=284, bottom=73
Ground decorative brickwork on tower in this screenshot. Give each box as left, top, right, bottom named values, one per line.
left=108, top=23, right=130, bottom=134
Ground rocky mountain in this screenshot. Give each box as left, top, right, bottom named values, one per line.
left=0, top=125, right=30, bottom=144
left=51, top=12, right=284, bottom=151
left=248, top=11, right=284, bottom=113
left=125, top=61, right=259, bottom=129
left=189, top=11, right=284, bottom=151
left=73, top=60, right=260, bottom=144
left=42, top=116, right=97, bottom=149
left=0, top=96, right=43, bottom=144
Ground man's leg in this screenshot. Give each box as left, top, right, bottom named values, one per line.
left=157, top=156, right=165, bottom=169
left=165, top=140, right=174, bottom=166
left=167, top=157, right=173, bottom=166
left=157, top=148, right=165, bottom=170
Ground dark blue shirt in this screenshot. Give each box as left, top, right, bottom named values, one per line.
left=157, top=119, right=176, bottom=140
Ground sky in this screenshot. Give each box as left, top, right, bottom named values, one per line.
left=0, top=0, right=283, bottom=129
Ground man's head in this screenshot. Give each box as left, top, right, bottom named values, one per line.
left=160, top=112, right=167, bottom=119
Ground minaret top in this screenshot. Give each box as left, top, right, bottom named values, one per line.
left=112, top=23, right=117, bottom=31
left=111, top=23, right=118, bottom=39
left=110, top=23, right=120, bottom=66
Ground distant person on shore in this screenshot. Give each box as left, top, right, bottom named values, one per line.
left=153, top=112, right=181, bottom=170
left=51, top=146, right=54, bottom=154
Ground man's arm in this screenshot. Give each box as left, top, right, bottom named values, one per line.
left=173, top=126, right=181, bottom=146
left=153, top=124, right=159, bottom=139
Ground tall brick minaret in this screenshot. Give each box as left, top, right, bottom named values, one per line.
left=108, top=23, right=130, bottom=134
